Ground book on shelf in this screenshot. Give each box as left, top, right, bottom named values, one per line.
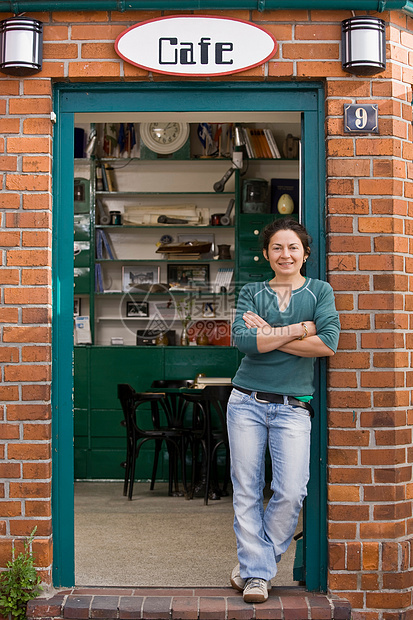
left=263, top=128, right=281, bottom=159
left=100, top=163, right=116, bottom=192
left=96, top=228, right=116, bottom=260
left=95, top=263, right=104, bottom=292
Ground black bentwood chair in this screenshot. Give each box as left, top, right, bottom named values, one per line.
left=181, top=384, right=232, bottom=505
left=117, top=383, right=190, bottom=500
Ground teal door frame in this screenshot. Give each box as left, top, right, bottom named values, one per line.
left=52, top=81, right=327, bottom=589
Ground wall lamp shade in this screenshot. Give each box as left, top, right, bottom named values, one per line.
left=0, top=16, right=43, bottom=76
left=341, top=16, right=386, bottom=76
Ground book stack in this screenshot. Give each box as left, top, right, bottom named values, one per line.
left=214, top=267, right=233, bottom=292
left=242, top=127, right=281, bottom=159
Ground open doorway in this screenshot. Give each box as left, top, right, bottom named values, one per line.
left=52, top=82, right=327, bottom=590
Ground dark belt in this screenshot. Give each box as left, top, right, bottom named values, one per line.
left=233, top=385, right=314, bottom=416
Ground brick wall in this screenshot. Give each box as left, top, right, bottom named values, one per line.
left=0, top=8, right=411, bottom=618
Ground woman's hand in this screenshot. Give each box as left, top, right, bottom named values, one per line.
left=243, top=311, right=270, bottom=329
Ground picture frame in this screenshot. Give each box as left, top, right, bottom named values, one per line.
left=126, top=301, right=149, bottom=317
left=167, top=264, right=210, bottom=290
left=122, top=265, right=160, bottom=292
left=202, top=302, right=216, bottom=318
left=177, top=233, right=215, bottom=259
left=74, top=297, right=81, bottom=317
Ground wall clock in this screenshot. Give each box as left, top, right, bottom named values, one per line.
left=140, top=122, right=190, bottom=154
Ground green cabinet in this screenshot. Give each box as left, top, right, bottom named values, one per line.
left=74, top=345, right=240, bottom=479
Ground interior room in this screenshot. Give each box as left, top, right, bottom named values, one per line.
left=73, top=110, right=303, bottom=587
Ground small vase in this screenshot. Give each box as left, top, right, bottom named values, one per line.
left=180, top=325, right=189, bottom=346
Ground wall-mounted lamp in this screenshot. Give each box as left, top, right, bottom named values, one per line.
left=341, top=16, right=386, bottom=76
left=0, top=16, right=43, bottom=76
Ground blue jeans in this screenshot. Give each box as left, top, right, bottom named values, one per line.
left=227, top=388, right=311, bottom=581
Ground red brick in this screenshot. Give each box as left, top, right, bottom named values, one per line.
left=374, top=351, right=408, bottom=367
left=0, top=463, right=20, bottom=478
left=0, top=231, right=19, bottom=246
left=0, top=269, right=19, bottom=285
left=328, top=274, right=370, bottom=291
left=21, top=269, right=51, bottom=286
left=374, top=391, right=410, bottom=408
left=363, top=542, right=380, bottom=570
left=0, top=193, right=20, bottom=209
left=338, top=315, right=370, bottom=330
left=6, top=212, right=51, bottom=229
left=21, top=346, right=51, bottom=362
left=329, top=429, right=370, bottom=447
left=358, top=294, right=403, bottom=311
left=0, top=501, right=22, bottom=517
left=7, top=249, right=50, bottom=267
left=283, top=42, right=339, bottom=59
left=6, top=174, right=50, bottom=192
left=0, top=423, right=20, bottom=439
left=329, top=236, right=371, bottom=253
left=360, top=371, right=404, bottom=388
left=360, top=410, right=406, bottom=428
left=0, top=308, right=19, bottom=323
left=81, top=42, right=119, bottom=59
left=43, top=43, right=78, bottom=59
left=8, top=443, right=51, bottom=460
left=3, top=327, right=51, bottom=344
left=43, top=25, right=69, bottom=41
left=68, top=61, right=121, bottom=78
left=22, top=308, right=51, bottom=324
left=4, top=365, right=51, bottom=382
left=7, top=137, right=51, bottom=154
left=361, top=332, right=404, bottom=349
left=0, top=156, right=17, bottom=171
left=326, top=139, right=355, bottom=158
left=22, top=157, right=52, bottom=174
left=375, top=428, right=412, bottom=446
left=361, top=447, right=406, bottom=466
left=23, top=423, right=51, bottom=441
left=22, top=462, right=51, bottom=479
left=0, top=119, right=20, bottom=134
left=329, top=371, right=358, bottom=388
left=8, top=99, right=51, bottom=115
left=0, top=386, right=19, bottom=401
left=25, top=501, right=51, bottom=517
left=23, top=80, right=52, bottom=95
left=9, top=519, right=51, bottom=537
left=327, top=522, right=358, bottom=540
left=328, top=467, right=372, bottom=484
left=328, top=448, right=358, bottom=466
left=21, top=385, right=51, bottom=402
left=23, top=118, right=53, bottom=135
left=366, top=592, right=411, bottom=610
left=4, top=288, right=50, bottom=305
left=7, top=404, right=50, bottom=421
left=0, top=81, right=19, bottom=95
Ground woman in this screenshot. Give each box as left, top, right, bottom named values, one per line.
left=228, top=217, right=340, bottom=603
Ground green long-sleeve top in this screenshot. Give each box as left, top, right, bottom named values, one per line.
left=232, top=278, right=341, bottom=397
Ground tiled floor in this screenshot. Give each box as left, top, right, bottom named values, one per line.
left=27, top=586, right=351, bottom=620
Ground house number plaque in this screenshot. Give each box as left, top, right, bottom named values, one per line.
left=344, top=103, right=379, bottom=133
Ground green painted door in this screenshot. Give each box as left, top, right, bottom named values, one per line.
left=52, top=82, right=326, bottom=589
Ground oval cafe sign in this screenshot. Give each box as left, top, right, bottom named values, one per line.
left=115, top=15, right=277, bottom=77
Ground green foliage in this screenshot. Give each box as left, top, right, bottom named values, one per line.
left=176, top=295, right=194, bottom=327
left=0, top=528, right=43, bottom=620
